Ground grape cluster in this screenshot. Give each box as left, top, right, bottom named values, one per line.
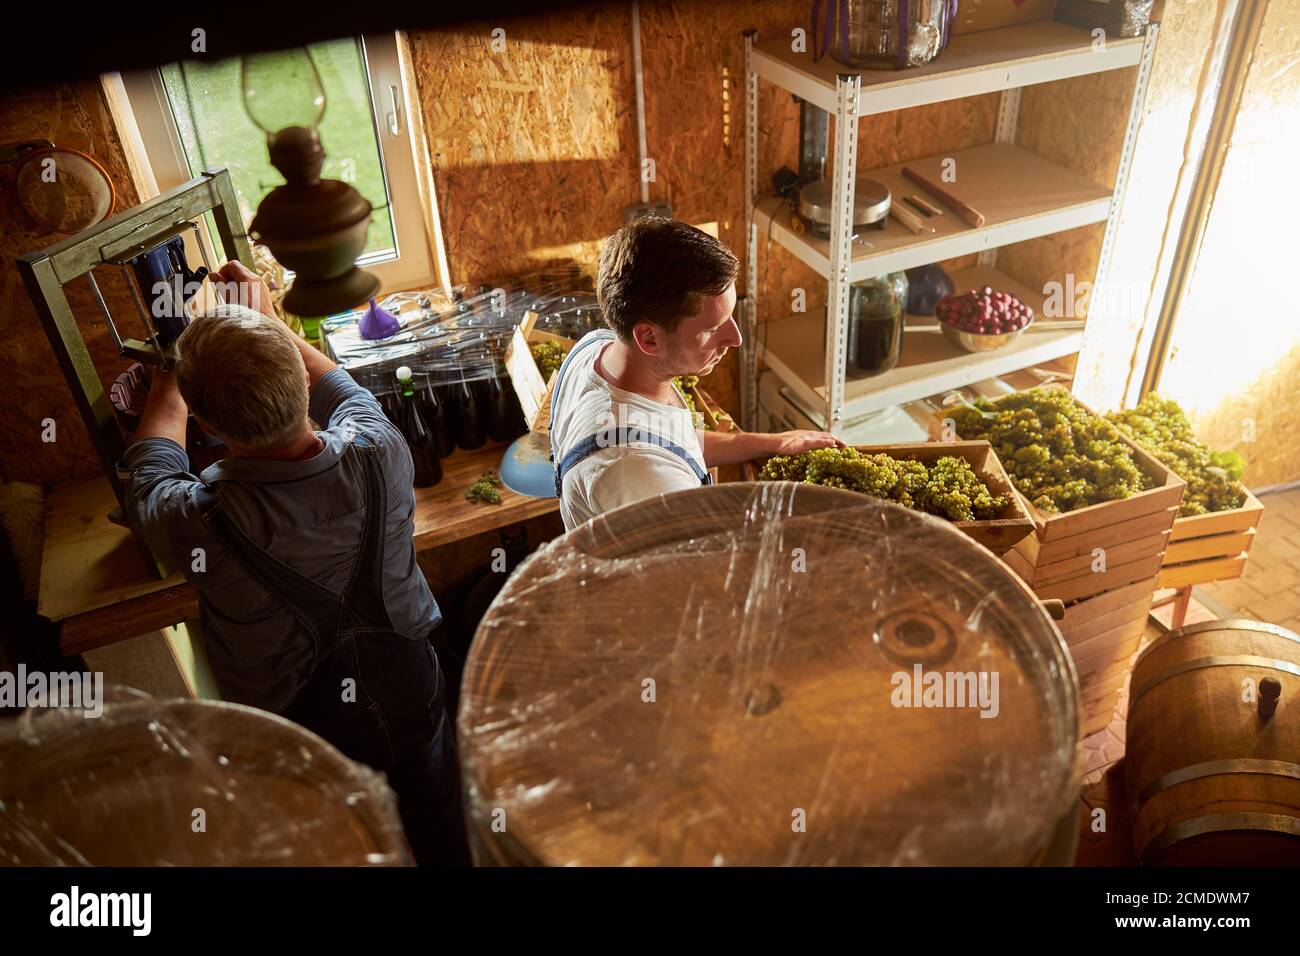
left=465, top=470, right=503, bottom=505
left=946, top=387, right=1153, bottom=514
left=674, top=375, right=707, bottom=430
left=758, top=447, right=1008, bottom=522
left=1106, top=394, right=1245, bottom=516
left=530, top=341, right=570, bottom=382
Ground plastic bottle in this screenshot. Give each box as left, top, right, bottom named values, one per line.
left=394, top=365, right=443, bottom=488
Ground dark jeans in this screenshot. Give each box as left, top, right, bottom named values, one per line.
left=285, top=628, right=471, bottom=865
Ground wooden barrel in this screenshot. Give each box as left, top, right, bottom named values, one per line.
left=1126, top=619, right=1300, bottom=865
left=460, top=481, right=1082, bottom=866
left=0, top=696, right=409, bottom=865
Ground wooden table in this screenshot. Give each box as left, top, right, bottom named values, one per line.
left=40, top=437, right=559, bottom=655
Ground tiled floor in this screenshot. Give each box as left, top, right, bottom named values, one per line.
left=1199, top=485, right=1300, bottom=630
left=1071, top=486, right=1300, bottom=865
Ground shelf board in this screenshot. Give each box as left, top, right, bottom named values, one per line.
left=752, top=20, right=1144, bottom=116
left=754, top=143, right=1111, bottom=281
left=756, top=266, right=1085, bottom=420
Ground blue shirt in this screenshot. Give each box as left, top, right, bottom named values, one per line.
left=123, top=366, right=441, bottom=713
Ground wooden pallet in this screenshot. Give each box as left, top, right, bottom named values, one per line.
left=1157, top=487, right=1264, bottom=588
left=742, top=440, right=1035, bottom=556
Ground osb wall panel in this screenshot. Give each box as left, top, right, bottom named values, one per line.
left=0, top=80, right=145, bottom=486
left=409, top=3, right=1002, bottom=418
left=1157, top=0, right=1300, bottom=488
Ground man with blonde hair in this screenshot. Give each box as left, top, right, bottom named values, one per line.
left=125, top=261, right=465, bottom=865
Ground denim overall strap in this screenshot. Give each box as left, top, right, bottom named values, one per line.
left=555, top=425, right=713, bottom=495
left=548, top=330, right=616, bottom=465
left=194, top=435, right=395, bottom=657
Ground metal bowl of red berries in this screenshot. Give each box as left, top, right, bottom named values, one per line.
left=936, top=286, right=1034, bottom=353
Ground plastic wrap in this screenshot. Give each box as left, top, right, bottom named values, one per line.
left=459, top=482, right=1083, bottom=866
left=0, top=688, right=409, bottom=866
left=322, top=281, right=602, bottom=395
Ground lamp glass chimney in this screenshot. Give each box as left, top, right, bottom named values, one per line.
left=240, top=48, right=326, bottom=138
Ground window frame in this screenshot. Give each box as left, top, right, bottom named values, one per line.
left=118, top=32, right=440, bottom=297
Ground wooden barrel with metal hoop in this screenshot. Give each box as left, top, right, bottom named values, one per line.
left=460, top=482, right=1083, bottom=866
left=1126, top=619, right=1300, bottom=865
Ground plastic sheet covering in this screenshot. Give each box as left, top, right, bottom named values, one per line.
left=322, top=280, right=603, bottom=395
left=460, top=482, right=1083, bottom=866
left=0, top=688, right=409, bottom=866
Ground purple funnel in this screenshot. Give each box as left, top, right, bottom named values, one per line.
left=359, top=297, right=400, bottom=340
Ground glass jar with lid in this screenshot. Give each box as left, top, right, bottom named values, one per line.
left=847, top=270, right=909, bottom=378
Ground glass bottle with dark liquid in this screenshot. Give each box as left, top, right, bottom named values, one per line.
left=418, top=371, right=456, bottom=459
left=394, top=365, right=443, bottom=488
left=452, top=356, right=487, bottom=450
left=482, top=359, right=526, bottom=442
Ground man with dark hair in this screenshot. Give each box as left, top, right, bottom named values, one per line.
left=550, top=218, right=841, bottom=529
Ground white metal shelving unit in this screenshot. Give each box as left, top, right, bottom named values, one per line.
left=741, top=19, right=1160, bottom=434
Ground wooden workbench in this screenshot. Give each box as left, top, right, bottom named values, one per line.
left=40, top=437, right=559, bottom=655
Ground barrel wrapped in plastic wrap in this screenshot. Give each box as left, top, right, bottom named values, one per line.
left=0, top=689, right=409, bottom=866
left=459, top=482, right=1084, bottom=865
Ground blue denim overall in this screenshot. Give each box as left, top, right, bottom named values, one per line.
left=194, top=435, right=467, bottom=865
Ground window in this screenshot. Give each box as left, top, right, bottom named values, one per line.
left=119, top=34, right=439, bottom=296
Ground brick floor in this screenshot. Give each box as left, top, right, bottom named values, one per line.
left=1073, top=486, right=1300, bottom=865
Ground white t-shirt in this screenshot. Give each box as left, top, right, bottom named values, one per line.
left=551, top=330, right=707, bottom=530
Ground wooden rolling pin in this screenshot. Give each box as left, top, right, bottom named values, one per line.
left=902, top=166, right=986, bottom=228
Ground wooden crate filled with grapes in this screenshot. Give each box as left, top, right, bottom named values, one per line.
left=743, top=440, right=1035, bottom=556
left=931, top=385, right=1186, bottom=736
left=1106, top=395, right=1263, bottom=589
left=503, top=311, right=578, bottom=433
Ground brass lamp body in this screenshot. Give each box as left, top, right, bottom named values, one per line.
left=250, top=126, right=380, bottom=317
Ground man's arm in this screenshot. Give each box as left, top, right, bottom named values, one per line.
left=699, top=428, right=844, bottom=468
left=133, top=369, right=188, bottom=447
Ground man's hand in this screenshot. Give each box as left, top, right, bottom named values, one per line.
left=765, top=429, right=846, bottom=455
left=212, top=260, right=278, bottom=321
left=210, top=260, right=338, bottom=386
left=700, top=428, right=845, bottom=468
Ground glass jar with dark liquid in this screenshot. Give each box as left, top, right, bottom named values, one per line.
left=847, top=271, right=909, bottom=378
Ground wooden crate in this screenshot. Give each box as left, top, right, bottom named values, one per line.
left=1055, top=576, right=1157, bottom=738
left=932, top=384, right=1184, bottom=602
left=503, top=311, right=577, bottom=434
left=743, top=440, right=1034, bottom=556
left=1157, top=487, right=1264, bottom=588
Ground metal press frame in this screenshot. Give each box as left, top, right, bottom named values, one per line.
left=16, top=168, right=253, bottom=575
left=741, top=24, right=1162, bottom=435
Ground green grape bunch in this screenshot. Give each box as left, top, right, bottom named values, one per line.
left=530, top=341, right=571, bottom=383
left=1106, top=394, right=1246, bottom=517
left=674, top=375, right=707, bottom=430
left=758, top=447, right=1008, bottom=523
left=945, top=387, right=1154, bottom=514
